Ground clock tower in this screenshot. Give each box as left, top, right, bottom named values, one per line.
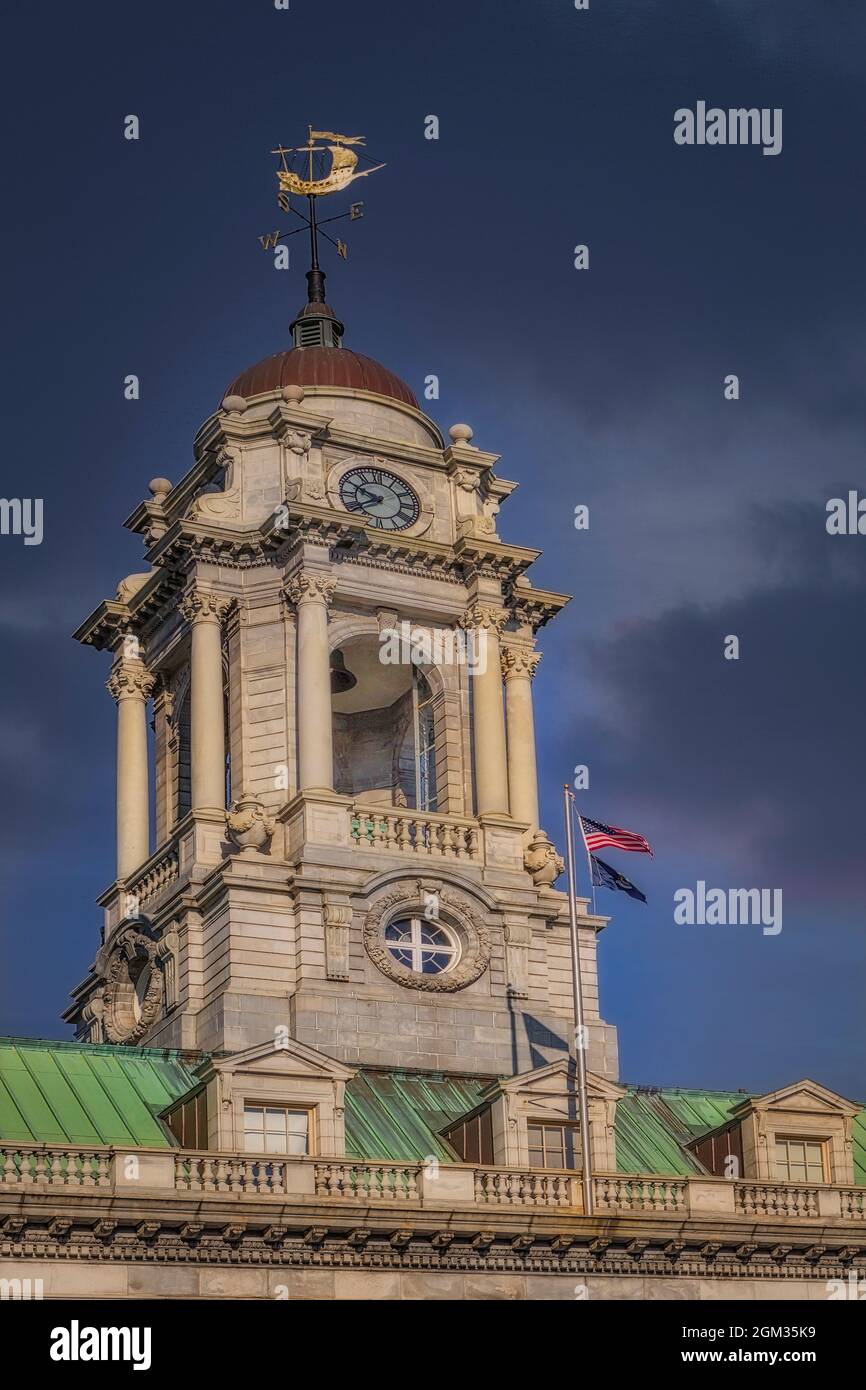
left=66, top=146, right=619, bottom=1084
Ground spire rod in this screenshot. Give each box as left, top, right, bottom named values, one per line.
left=305, top=194, right=326, bottom=304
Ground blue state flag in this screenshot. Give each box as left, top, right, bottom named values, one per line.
left=591, top=854, right=647, bottom=904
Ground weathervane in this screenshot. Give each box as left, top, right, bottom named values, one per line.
left=259, top=127, right=385, bottom=303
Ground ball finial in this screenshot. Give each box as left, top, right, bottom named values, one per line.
left=148, top=478, right=172, bottom=500
left=449, top=423, right=474, bottom=446
left=282, top=383, right=305, bottom=405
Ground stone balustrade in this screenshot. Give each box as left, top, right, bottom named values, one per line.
left=474, top=1168, right=574, bottom=1206
left=350, top=803, right=481, bottom=860
left=0, top=1146, right=112, bottom=1188
left=314, top=1162, right=420, bottom=1201
left=2, top=1143, right=865, bottom=1223
left=593, top=1175, right=687, bottom=1213
left=735, top=1182, right=820, bottom=1219
left=126, top=840, right=180, bottom=908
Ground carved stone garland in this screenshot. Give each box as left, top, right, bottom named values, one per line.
left=100, top=927, right=165, bottom=1045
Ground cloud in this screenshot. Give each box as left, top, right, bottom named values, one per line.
left=576, top=503, right=866, bottom=901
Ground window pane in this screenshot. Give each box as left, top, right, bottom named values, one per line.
left=422, top=951, right=450, bottom=974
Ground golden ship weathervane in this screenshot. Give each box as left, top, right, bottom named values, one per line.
left=259, top=126, right=385, bottom=296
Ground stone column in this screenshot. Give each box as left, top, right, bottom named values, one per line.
left=107, top=659, right=155, bottom=880
left=462, top=604, right=509, bottom=817
left=285, top=572, right=337, bottom=792
left=179, top=589, right=233, bottom=813
left=501, top=646, right=542, bottom=828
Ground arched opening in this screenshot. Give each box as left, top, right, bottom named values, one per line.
left=332, top=635, right=439, bottom=811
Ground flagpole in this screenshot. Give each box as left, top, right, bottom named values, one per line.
left=575, top=802, right=597, bottom=916
left=562, top=784, right=594, bottom=1217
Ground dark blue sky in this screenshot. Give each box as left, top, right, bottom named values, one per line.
left=1, top=0, right=864, bottom=1096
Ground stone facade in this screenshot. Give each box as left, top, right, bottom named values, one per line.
left=31, top=304, right=861, bottom=1304
left=67, top=361, right=618, bottom=1083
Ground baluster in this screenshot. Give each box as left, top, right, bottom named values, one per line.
left=405, top=1166, right=419, bottom=1201
left=467, top=826, right=480, bottom=859
left=271, top=1161, right=286, bottom=1196
left=32, top=1149, right=47, bottom=1184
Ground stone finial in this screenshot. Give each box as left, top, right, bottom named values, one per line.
left=221, top=394, right=247, bottom=414
left=225, top=796, right=275, bottom=855
left=449, top=422, right=474, bottom=446
left=148, top=477, right=172, bottom=500
left=282, top=383, right=305, bottom=405
left=523, top=830, right=564, bottom=888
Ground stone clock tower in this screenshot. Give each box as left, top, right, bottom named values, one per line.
left=66, top=274, right=619, bottom=1083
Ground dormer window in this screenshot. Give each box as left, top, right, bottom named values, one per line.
left=243, top=1104, right=311, bottom=1156
left=774, top=1136, right=827, bottom=1184
left=527, top=1122, right=581, bottom=1171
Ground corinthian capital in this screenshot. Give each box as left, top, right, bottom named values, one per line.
left=501, top=646, right=542, bottom=681
left=284, top=571, right=337, bottom=607
left=107, top=661, right=156, bottom=702
left=459, top=602, right=508, bottom=634
left=178, top=588, right=235, bottom=625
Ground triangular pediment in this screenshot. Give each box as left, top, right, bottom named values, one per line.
left=194, top=1037, right=355, bottom=1085
left=736, top=1078, right=860, bottom=1119
left=498, top=1057, right=626, bottom=1103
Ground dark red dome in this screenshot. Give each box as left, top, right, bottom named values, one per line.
left=225, top=345, right=418, bottom=408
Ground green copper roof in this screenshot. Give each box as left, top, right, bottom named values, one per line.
left=0, top=1040, right=863, bottom=1183
left=0, top=1038, right=199, bottom=1148
left=345, top=1069, right=489, bottom=1162
left=344, top=1071, right=866, bottom=1182
left=614, top=1088, right=749, bottom=1175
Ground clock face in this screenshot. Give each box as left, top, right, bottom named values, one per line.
left=338, top=466, right=420, bottom=531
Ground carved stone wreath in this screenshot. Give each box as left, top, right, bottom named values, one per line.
left=363, top=881, right=492, bottom=992
left=100, top=928, right=164, bottom=1044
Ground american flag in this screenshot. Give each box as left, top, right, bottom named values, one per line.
left=580, top=815, right=653, bottom=857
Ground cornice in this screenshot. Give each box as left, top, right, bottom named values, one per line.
left=73, top=570, right=185, bottom=652
left=1, top=1206, right=863, bottom=1283
left=146, top=517, right=287, bottom=573
left=507, top=582, right=572, bottom=631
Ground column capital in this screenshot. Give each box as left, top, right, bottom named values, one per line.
left=284, top=571, right=337, bottom=607
left=107, top=661, right=156, bottom=703
left=459, top=602, right=508, bottom=634
left=501, top=646, right=542, bottom=681
left=178, top=588, right=235, bottom=626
